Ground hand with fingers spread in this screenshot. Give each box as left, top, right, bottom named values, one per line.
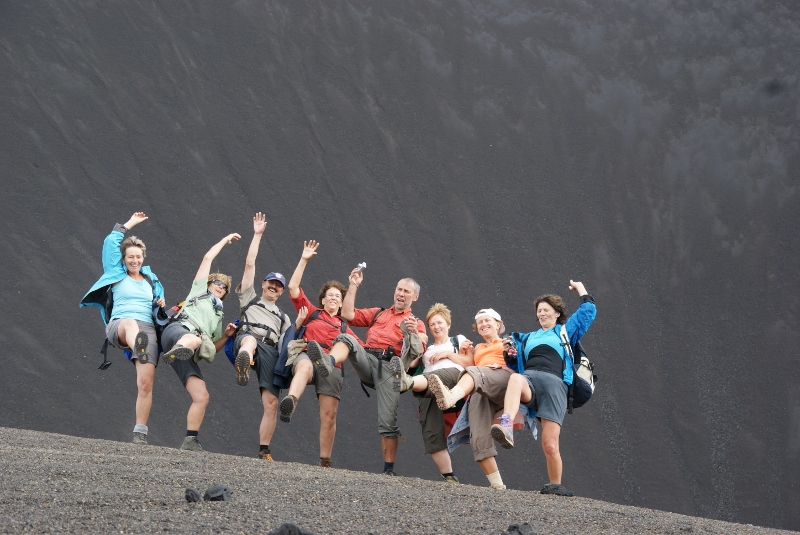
left=295, top=305, right=309, bottom=329
left=253, top=212, right=267, bottom=235
left=301, top=240, right=319, bottom=261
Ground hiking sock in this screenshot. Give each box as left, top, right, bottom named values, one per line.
left=451, top=385, right=466, bottom=401
left=133, top=424, right=148, bottom=435
left=260, top=445, right=270, bottom=454
left=187, top=430, right=199, bottom=437
left=486, top=471, right=504, bottom=487
left=383, top=461, right=395, bottom=473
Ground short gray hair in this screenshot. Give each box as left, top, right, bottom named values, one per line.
left=398, top=277, right=420, bottom=295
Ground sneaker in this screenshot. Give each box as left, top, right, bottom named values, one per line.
left=427, top=374, right=458, bottom=410
left=235, top=350, right=250, bottom=386
left=383, top=469, right=397, bottom=476
left=307, top=341, right=333, bottom=378
left=540, top=483, right=574, bottom=497
left=319, top=457, right=333, bottom=468
left=180, top=435, right=203, bottom=451
left=441, top=474, right=459, bottom=484
left=388, top=356, right=406, bottom=392
left=164, top=345, right=194, bottom=364
left=132, top=431, right=148, bottom=445
left=279, top=395, right=297, bottom=423
left=133, top=332, right=149, bottom=364
left=491, top=415, right=515, bottom=449
left=258, top=450, right=274, bottom=461
left=490, top=484, right=507, bottom=490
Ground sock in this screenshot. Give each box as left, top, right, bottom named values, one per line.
left=330, top=355, right=336, bottom=366
left=451, top=385, right=466, bottom=400
left=133, top=424, right=148, bottom=434
left=442, top=472, right=455, bottom=478
left=260, top=444, right=270, bottom=453
left=383, top=461, right=395, bottom=472
left=187, top=430, right=198, bottom=437
left=487, top=470, right=504, bottom=487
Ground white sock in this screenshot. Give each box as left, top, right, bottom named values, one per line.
left=133, top=424, right=148, bottom=434
left=486, top=470, right=504, bottom=487
left=451, top=385, right=466, bottom=400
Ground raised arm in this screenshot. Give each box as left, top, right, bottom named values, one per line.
left=569, top=279, right=588, bottom=297
left=340, top=267, right=363, bottom=321
left=240, top=213, right=266, bottom=292
left=123, top=212, right=149, bottom=231
left=288, top=240, right=319, bottom=299
left=102, top=212, right=149, bottom=271
left=195, top=233, right=241, bottom=282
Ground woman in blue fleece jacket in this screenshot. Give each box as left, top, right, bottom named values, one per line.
left=80, top=212, right=165, bottom=445
left=493, top=280, right=596, bottom=497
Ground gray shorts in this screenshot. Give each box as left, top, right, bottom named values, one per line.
left=106, top=319, right=159, bottom=366
left=292, top=353, right=344, bottom=399
left=523, top=370, right=569, bottom=426
left=235, top=334, right=280, bottom=397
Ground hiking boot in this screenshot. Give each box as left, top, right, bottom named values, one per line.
left=441, top=474, right=459, bottom=484
left=307, top=341, right=332, bottom=378
left=235, top=350, right=250, bottom=386
left=383, top=469, right=397, bottom=476
left=319, top=457, right=333, bottom=468
left=180, top=436, right=203, bottom=451
left=132, top=432, right=148, bottom=445
left=388, top=356, right=408, bottom=392
left=279, top=395, right=297, bottom=423
left=133, top=331, right=149, bottom=364
left=427, top=374, right=458, bottom=410
left=540, top=483, right=575, bottom=497
left=164, top=345, right=194, bottom=364
left=258, top=450, right=274, bottom=461
left=490, top=484, right=507, bottom=490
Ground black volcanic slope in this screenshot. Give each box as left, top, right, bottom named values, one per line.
left=0, top=427, right=793, bottom=535
left=1, top=1, right=798, bottom=531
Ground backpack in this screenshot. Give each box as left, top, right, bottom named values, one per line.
left=97, top=273, right=165, bottom=370
left=223, top=296, right=288, bottom=365
left=559, top=324, right=597, bottom=413
left=272, top=309, right=349, bottom=389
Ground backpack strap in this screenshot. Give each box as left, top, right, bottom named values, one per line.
left=370, top=308, right=386, bottom=326
left=560, top=324, right=577, bottom=414
left=450, top=336, right=460, bottom=354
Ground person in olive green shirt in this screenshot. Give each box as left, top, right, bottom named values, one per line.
left=160, top=233, right=240, bottom=451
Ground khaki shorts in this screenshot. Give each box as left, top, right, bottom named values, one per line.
left=105, top=319, right=159, bottom=366
left=292, top=353, right=344, bottom=399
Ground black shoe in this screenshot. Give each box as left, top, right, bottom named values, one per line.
left=164, top=345, right=193, bottom=364
left=383, top=469, right=397, bottom=476
left=279, top=395, right=297, bottom=423
left=540, top=483, right=574, bottom=496
left=306, top=341, right=332, bottom=378
left=134, top=331, right=149, bottom=364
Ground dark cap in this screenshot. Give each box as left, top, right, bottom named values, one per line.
left=263, top=272, right=286, bottom=287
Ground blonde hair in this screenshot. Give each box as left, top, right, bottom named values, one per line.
left=426, top=303, right=452, bottom=326
left=207, top=273, right=233, bottom=299
left=120, top=236, right=146, bottom=258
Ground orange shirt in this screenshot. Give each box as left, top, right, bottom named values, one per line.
left=473, top=339, right=508, bottom=368
left=350, top=306, right=426, bottom=351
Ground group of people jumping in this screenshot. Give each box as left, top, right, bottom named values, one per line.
left=80, top=211, right=597, bottom=497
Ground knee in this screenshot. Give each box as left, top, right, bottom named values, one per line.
left=509, top=374, right=526, bottom=387
left=296, top=360, right=313, bottom=377
left=193, top=389, right=210, bottom=407
left=320, top=403, right=338, bottom=423
left=542, top=437, right=560, bottom=457
left=137, top=376, right=153, bottom=395
left=263, top=392, right=278, bottom=411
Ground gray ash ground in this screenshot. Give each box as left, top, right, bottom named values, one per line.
left=0, top=428, right=791, bottom=535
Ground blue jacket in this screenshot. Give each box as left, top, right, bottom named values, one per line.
left=79, top=224, right=164, bottom=325
left=510, top=296, right=596, bottom=385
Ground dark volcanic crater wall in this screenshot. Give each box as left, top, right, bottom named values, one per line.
left=1, top=1, right=798, bottom=530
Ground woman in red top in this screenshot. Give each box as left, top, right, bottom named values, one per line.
left=282, top=240, right=363, bottom=468
left=428, top=308, right=513, bottom=489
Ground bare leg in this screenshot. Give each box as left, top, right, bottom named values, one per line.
left=541, top=419, right=563, bottom=484
left=318, top=394, right=339, bottom=458
left=457, top=373, right=476, bottom=394
left=134, top=361, right=155, bottom=425
left=175, top=333, right=202, bottom=351
left=287, top=360, right=313, bottom=401
left=184, top=376, right=210, bottom=431
left=116, top=319, right=141, bottom=349
left=239, top=336, right=257, bottom=365
left=259, top=388, right=278, bottom=445
left=328, top=341, right=350, bottom=365
left=478, top=456, right=499, bottom=475
left=382, top=436, right=398, bottom=463
left=430, top=449, right=453, bottom=474
left=503, top=374, right=532, bottom=420
left=411, top=375, right=429, bottom=393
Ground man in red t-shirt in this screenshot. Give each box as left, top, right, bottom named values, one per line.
left=279, top=240, right=364, bottom=468
left=305, top=265, right=427, bottom=476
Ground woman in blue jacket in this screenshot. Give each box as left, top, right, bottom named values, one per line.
left=80, top=212, right=165, bottom=445
left=493, top=280, right=596, bottom=497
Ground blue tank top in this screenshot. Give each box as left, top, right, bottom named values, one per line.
left=110, top=276, right=153, bottom=323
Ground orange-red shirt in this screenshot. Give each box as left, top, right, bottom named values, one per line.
left=350, top=306, right=426, bottom=351
left=473, top=339, right=509, bottom=369
left=290, top=287, right=364, bottom=349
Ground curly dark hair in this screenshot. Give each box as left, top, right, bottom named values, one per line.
left=533, top=294, right=567, bottom=325
left=318, top=280, right=347, bottom=309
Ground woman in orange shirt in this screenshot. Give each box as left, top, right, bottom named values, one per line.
left=428, top=308, right=513, bottom=490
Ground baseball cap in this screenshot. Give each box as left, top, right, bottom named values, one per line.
left=475, top=308, right=505, bottom=334
left=263, top=272, right=286, bottom=287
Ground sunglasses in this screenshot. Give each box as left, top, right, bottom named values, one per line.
left=212, top=280, right=228, bottom=292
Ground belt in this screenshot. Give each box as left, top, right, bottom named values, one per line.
left=365, top=347, right=394, bottom=361
left=242, top=328, right=277, bottom=346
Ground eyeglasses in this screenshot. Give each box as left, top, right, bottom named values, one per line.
left=212, top=280, right=228, bottom=292
left=325, top=293, right=342, bottom=299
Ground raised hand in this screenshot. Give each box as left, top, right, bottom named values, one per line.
left=568, top=279, right=587, bottom=296
left=253, top=212, right=267, bottom=235
left=222, top=233, right=241, bottom=244
left=349, top=267, right=364, bottom=287
left=125, top=212, right=149, bottom=229
left=301, top=240, right=320, bottom=261
left=295, top=305, right=309, bottom=329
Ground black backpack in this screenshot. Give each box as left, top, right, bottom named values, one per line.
left=559, top=325, right=597, bottom=414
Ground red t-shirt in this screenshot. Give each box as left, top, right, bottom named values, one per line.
left=350, top=305, right=426, bottom=351
left=290, top=288, right=364, bottom=352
